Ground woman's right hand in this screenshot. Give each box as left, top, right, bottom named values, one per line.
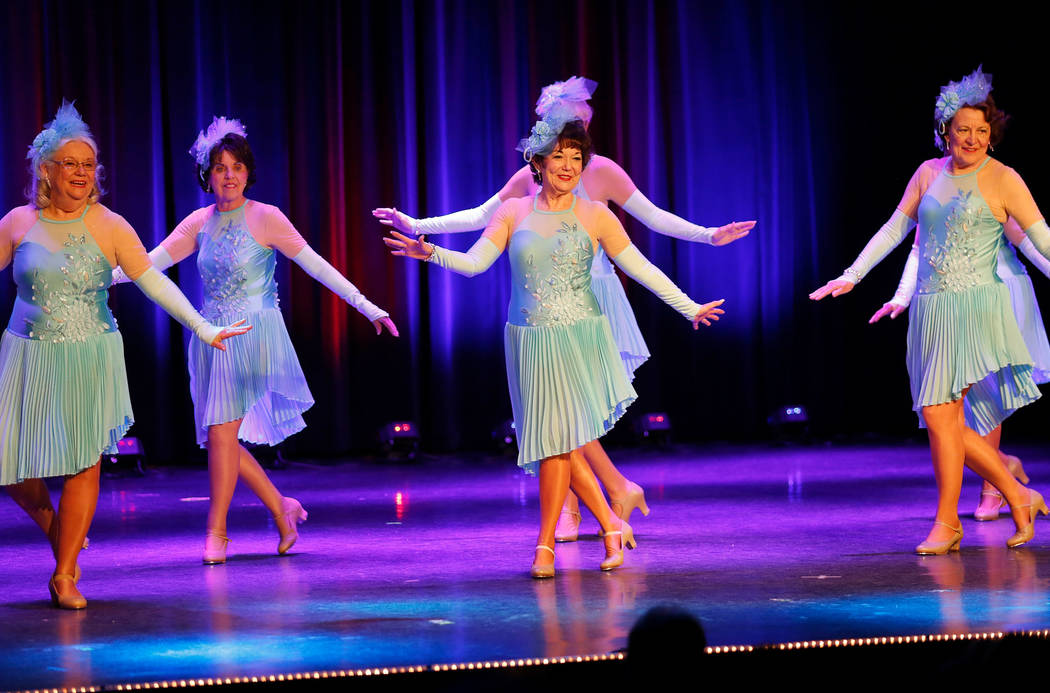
left=692, top=299, right=725, bottom=329
left=372, top=207, right=417, bottom=235
left=808, top=279, right=855, bottom=300
left=869, top=301, right=907, bottom=323
left=383, top=231, right=434, bottom=261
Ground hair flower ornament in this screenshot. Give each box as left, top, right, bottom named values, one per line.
left=190, top=116, right=247, bottom=166
left=516, top=104, right=581, bottom=161
left=933, top=66, right=993, bottom=150
left=27, top=101, right=93, bottom=164
left=535, top=76, right=597, bottom=118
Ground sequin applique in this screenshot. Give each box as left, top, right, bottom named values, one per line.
left=201, top=216, right=251, bottom=321
left=922, top=188, right=983, bottom=293
left=27, top=234, right=113, bottom=342
left=520, top=222, right=595, bottom=327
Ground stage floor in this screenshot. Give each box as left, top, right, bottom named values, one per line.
left=3, top=441, right=1050, bottom=691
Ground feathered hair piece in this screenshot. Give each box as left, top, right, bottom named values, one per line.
left=535, top=76, right=597, bottom=123
left=933, top=66, right=993, bottom=150
left=516, top=103, right=583, bottom=161
left=189, top=116, right=247, bottom=166
left=27, top=100, right=94, bottom=165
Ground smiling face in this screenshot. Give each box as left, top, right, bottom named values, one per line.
left=536, top=145, right=584, bottom=194
left=42, top=140, right=97, bottom=211
left=208, top=149, right=249, bottom=208
left=945, top=106, right=991, bottom=170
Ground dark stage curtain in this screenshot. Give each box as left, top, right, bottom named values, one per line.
left=1, top=1, right=1048, bottom=461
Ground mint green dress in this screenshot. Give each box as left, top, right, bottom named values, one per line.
left=504, top=197, right=636, bottom=473
left=908, top=158, right=1040, bottom=432
left=0, top=207, right=133, bottom=484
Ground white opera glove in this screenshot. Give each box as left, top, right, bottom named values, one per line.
left=291, top=246, right=389, bottom=322
left=414, top=194, right=502, bottom=236
left=133, top=267, right=222, bottom=344
left=837, top=209, right=916, bottom=284
left=427, top=237, right=502, bottom=277
left=112, top=246, right=174, bottom=285
left=1019, top=235, right=1050, bottom=279
left=621, top=190, right=715, bottom=244
left=610, top=244, right=701, bottom=320
left=889, top=243, right=919, bottom=308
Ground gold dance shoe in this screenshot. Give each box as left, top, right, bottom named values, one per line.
left=49, top=573, right=87, bottom=610
left=1007, top=490, right=1049, bottom=548
left=203, top=530, right=230, bottom=564
left=914, top=521, right=963, bottom=555
left=531, top=545, right=555, bottom=579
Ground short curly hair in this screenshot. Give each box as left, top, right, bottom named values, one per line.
left=196, top=133, right=257, bottom=193
left=528, top=120, right=594, bottom=185
left=937, top=95, right=1010, bottom=151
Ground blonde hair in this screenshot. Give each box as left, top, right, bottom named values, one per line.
left=26, top=136, right=105, bottom=209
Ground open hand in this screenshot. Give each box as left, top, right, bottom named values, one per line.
left=809, top=279, right=855, bottom=301
left=869, top=301, right=907, bottom=324
left=383, top=231, right=434, bottom=261
left=711, top=220, right=756, bottom=246
left=692, top=299, right=725, bottom=329
left=210, top=319, right=252, bottom=351
left=372, top=207, right=417, bottom=235
left=374, top=316, right=399, bottom=336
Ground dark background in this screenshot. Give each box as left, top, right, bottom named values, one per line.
left=1, top=0, right=1047, bottom=463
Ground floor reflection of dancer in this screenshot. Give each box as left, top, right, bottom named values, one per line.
left=375, top=77, right=754, bottom=540
left=385, top=114, right=724, bottom=577
left=811, top=68, right=1050, bottom=554
left=0, top=104, right=248, bottom=608
left=874, top=216, right=1050, bottom=520
left=115, top=118, right=398, bottom=564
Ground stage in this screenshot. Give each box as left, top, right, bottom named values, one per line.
left=3, top=441, right=1050, bottom=691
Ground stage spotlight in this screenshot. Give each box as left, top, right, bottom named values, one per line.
left=105, top=437, right=146, bottom=476
left=635, top=412, right=671, bottom=445
left=379, top=421, right=420, bottom=459
left=767, top=404, right=810, bottom=443
left=492, top=419, right=517, bottom=456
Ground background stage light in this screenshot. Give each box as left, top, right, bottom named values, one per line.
left=379, top=421, right=420, bottom=460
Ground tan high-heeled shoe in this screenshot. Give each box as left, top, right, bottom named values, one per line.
left=203, top=530, right=230, bottom=564
left=531, top=545, right=555, bottom=579
left=974, top=489, right=1006, bottom=521
left=1007, top=489, right=1049, bottom=548
left=609, top=481, right=650, bottom=524
left=600, top=521, right=636, bottom=571
left=276, top=497, right=308, bottom=555
left=915, top=521, right=963, bottom=555
left=49, top=573, right=87, bottom=610
left=554, top=509, right=581, bottom=542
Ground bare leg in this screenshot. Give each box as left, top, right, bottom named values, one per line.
left=236, top=445, right=283, bottom=516
left=51, top=462, right=100, bottom=605
left=580, top=440, right=628, bottom=501
left=5, top=479, right=57, bottom=552
left=568, top=448, right=619, bottom=534
left=535, top=453, right=571, bottom=568
left=206, top=420, right=243, bottom=535
left=960, top=427, right=1031, bottom=530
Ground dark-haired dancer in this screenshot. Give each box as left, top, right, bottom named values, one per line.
left=386, top=112, right=724, bottom=577
left=811, top=68, right=1050, bottom=553
left=116, top=117, right=397, bottom=563
left=375, top=77, right=754, bottom=540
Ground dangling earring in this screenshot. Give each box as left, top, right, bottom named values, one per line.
left=989, top=143, right=995, bottom=153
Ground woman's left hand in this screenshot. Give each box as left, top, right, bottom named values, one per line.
left=692, top=299, right=725, bottom=329
left=711, top=220, right=756, bottom=246
left=383, top=231, right=434, bottom=261
left=809, top=279, right=855, bottom=300
left=210, top=319, right=252, bottom=351
left=374, top=317, right=399, bottom=337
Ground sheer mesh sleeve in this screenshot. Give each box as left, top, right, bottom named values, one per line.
left=160, top=207, right=209, bottom=263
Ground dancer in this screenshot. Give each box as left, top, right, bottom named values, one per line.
left=810, top=68, right=1050, bottom=553
left=385, top=112, right=724, bottom=577
left=374, top=77, right=754, bottom=540
left=0, top=103, right=248, bottom=608
left=114, top=117, right=397, bottom=564
left=874, top=217, right=1050, bottom=520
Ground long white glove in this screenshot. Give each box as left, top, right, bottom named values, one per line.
left=621, top=190, right=715, bottom=244
left=291, top=246, right=389, bottom=322
left=1019, top=236, right=1050, bottom=279
left=610, top=244, right=701, bottom=320
left=112, top=246, right=174, bottom=285
left=133, top=267, right=221, bottom=344
left=889, top=243, right=920, bottom=308
left=413, top=194, right=502, bottom=236
left=837, top=209, right=916, bottom=284
left=427, top=237, right=502, bottom=277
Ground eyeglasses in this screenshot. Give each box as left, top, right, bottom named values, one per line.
left=49, top=158, right=97, bottom=174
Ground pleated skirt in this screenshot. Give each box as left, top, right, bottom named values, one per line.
left=188, top=307, right=314, bottom=447
left=0, top=329, right=133, bottom=485
left=590, top=272, right=651, bottom=379
left=907, top=282, right=1040, bottom=435
left=504, top=315, right=637, bottom=474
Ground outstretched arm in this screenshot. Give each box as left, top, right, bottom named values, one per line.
left=373, top=166, right=534, bottom=236
left=133, top=268, right=251, bottom=349
left=291, top=247, right=397, bottom=335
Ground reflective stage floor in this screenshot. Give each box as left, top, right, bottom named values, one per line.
left=3, top=442, right=1050, bottom=691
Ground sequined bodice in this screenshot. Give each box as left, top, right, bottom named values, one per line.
left=197, top=203, right=279, bottom=321
left=507, top=197, right=601, bottom=327
left=917, top=159, right=1003, bottom=294
left=7, top=208, right=116, bottom=342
